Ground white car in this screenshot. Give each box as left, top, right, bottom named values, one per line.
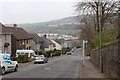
left=0, top=54, right=18, bottom=75
left=34, top=55, right=48, bottom=64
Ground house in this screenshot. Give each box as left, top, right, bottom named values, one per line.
left=55, top=39, right=66, bottom=48
left=39, top=35, right=55, bottom=51
left=29, top=33, right=43, bottom=52
left=51, top=40, right=62, bottom=50
left=0, top=33, right=12, bottom=54
left=0, top=23, right=32, bottom=57
left=55, top=39, right=72, bottom=48
left=64, top=40, right=73, bottom=48
left=0, top=23, right=14, bottom=54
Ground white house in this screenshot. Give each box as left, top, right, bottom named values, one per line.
left=51, top=40, right=62, bottom=50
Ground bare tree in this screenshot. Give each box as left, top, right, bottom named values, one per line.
left=75, top=0, right=119, bottom=32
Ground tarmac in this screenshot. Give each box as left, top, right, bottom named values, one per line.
left=18, top=56, right=60, bottom=68
left=18, top=56, right=109, bottom=79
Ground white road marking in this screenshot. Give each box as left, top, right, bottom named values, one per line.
left=44, top=68, right=51, bottom=70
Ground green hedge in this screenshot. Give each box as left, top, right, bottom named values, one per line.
left=52, top=50, right=61, bottom=57
left=42, top=51, right=50, bottom=57
left=17, top=54, right=28, bottom=63
left=34, top=48, right=70, bottom=57
left=62, top=48, right=71, bottom=54
left=35, top=51, right=42, bottom=55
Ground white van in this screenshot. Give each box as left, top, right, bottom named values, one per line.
left=0, top=54, right=18, bottom=75
left=16, top=50, right=36, bottom=58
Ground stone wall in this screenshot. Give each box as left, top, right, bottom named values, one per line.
left=90, top=41, right=119, bottom=78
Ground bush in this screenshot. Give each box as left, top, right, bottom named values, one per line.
left=52, top=50, right=61, bottom=57
left=17, top=54, right=28, bottom=63
left=42, top=51, right=50, bottom=57
left=41, top=49, right=70, bottom=57
left=62, top=48, right=71, bottom=54
left=35, top=51, right=42, bottom=55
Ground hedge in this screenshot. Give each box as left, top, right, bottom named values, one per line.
left=17, top=54, right=28, bottom=63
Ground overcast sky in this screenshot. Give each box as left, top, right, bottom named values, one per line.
left=0, top=0, right=82, bottom=24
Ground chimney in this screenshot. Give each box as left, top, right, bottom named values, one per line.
left=43, top=34, right=47, bottom=38
left=13, top=24, right=17, bottom=30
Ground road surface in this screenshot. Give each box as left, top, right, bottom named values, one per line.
left=3, top=48, right=82, bottom=79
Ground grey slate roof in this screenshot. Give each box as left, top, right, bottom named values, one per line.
left=29, top=33, right=43, bottom=43
left=0, top=23, right=32, bottom=40
left=55, top=39, right=65, bottom=45
left=41, top=37, right=54, bottom=48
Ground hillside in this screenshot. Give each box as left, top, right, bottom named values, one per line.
left=7, top=16, right=83, bottom=36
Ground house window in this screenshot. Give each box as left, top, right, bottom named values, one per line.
left=19, top=40, right=22, bottom=45
left=5, top=34, right=7, bottom=40
left=22, top=40, right=25, bottom=44
left=28, top=39, right=30, bottom=43
left=26, top=40, right=29, bottom=44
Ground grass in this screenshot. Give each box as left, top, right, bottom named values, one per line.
left=91, top=27, right=118, bottom=49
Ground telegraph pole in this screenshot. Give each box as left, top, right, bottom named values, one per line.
left=99, top=1, right=103, bottom=73
left=118, top=7, right=120, bottom=78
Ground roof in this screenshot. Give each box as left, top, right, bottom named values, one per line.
left=51, top=40, right=61, bottom=46
left=55, top=39, right=65, bottom=44
left=29, top=33, right=43, bottom=43
left=0, top=23, right=32, bottom=40
left=40, top=37, right=54, bottom=48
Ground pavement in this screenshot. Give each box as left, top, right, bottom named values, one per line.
left=80, top=56, right=107, bottom=78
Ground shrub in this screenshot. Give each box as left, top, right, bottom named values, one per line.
left=35, top=51, right=43, bottom=55
left=17, top=54, right=28, bottom=63
left=62, top=48, right=70, bottom=54
left=42, top=51, right=50, bottom=57
left=52, top=50, right=61, bottom=57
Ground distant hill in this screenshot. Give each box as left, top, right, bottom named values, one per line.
left=7, top=16, right=83, bottom=36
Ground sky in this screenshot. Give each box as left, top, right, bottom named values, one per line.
left=0, top=0, right=82, bottom=24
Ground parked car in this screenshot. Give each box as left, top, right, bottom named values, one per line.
left=0, top=65, right=2, bottom=76
left=66, top=52, right=71, bottom=55
left=0, top=54, right=18, bottom=75
left=34, top=55, right=48, bottom=64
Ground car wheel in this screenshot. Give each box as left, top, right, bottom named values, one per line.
left=14, top=65, right=18, bottom=72
left=46, top=60, right=48, bottom=63
left=43, top=61, right=44, bottom=63
left=2, top=68, right=5, bottom=75
left=34, top=62, right=36, bottom=64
